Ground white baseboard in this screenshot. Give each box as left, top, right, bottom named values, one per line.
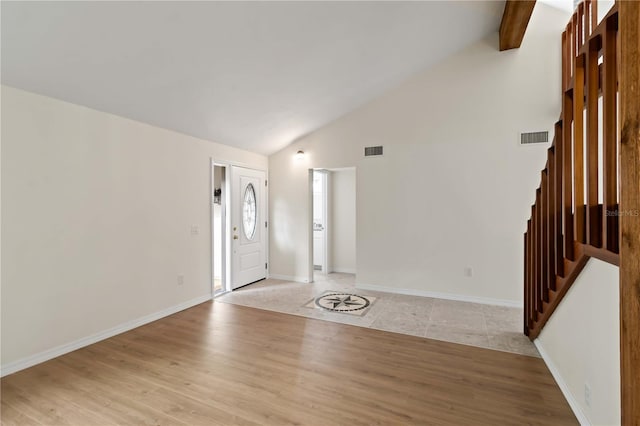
left=268, top=274, right=310, bottom=283
left=0, top=294, right=212, bottom=378
left=355, top=283, right=523, bottom=308
left=331, top=268, right=356, bottom=274
left=534, top=339, right=590, bottom=425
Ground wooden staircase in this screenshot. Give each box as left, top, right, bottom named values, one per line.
left=524, top=0, right=621, bottom=340
left=524, top=1, right=640, bottom=423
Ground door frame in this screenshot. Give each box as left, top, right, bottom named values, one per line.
left=211, top=159, right=268, bottom=296
left=321, top=170, right=330, bottom=275
left=211, top=160, right=229, bottom=296
left=308, top=169, right=314, bottom=283
left=309, top=166, right=357, bottom=282
left=312, top=170, right=330, bottom=276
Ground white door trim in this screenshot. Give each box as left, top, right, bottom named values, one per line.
left=211, top=159, right=231, bottom=296
left=322, top=171, right=329, bottom=274
left=210, top=158, right=215, bottom=297
left=311, top=170, right=331, bottom=278
left=308, top=169, right=314, bottom=283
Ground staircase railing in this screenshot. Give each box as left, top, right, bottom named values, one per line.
left=524, top=0, right=621, bottom=339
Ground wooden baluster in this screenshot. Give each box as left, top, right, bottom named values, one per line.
left=532, top=198, right=536, bottom=317
left=547, top=147, right=557, bottom=291
left=541, top=171, right=549, bottom=303
left=585, top=0, right=592, bottom=37
left=585, top=0, right=598, bottom=37
left=563, top=91, right=575, bottom=260
left=603, top=18, right=619, bottom=253
left=568, top=23, right=573, bottom=85
left=578, top=3, right=585, bottom=48
left=562, top=12, right=577, bottom=260
left=524, top=230, right=529, bottom=335
left=527, top=211, right=537, bottom=328
left=527, top=220, right=535, bottom=328
left=586, top=36, right=602, bottom=247
left=536, top=188, right=544, bottom=314
left=574, top=52, right=587, bottom=243
left=562, top=30, right=569, bottom=91
left=522, top=232, right=529, bottom=336
left=531, top=190, right=540, bottom=314
left=571, top=16, right=577, bottom=80
left=555, top=122, right=565, bottom=277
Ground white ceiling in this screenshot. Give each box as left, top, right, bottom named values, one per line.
left=539, top=0, right=574, bottom=12
left=1, top=1, right=504, bottom=155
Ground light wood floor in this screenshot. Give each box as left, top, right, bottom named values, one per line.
left=1, top=301, right=577, bottom=425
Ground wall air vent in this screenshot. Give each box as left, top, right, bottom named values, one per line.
left=520, top=131, right=549, bottom=145
left=364, top=146, right=383, bottom=157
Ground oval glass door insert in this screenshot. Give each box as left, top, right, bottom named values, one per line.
left=242, top=183, right=257, bottom=240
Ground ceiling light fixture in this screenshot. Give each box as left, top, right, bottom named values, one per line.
left=295, top=150, right=305, bottom=160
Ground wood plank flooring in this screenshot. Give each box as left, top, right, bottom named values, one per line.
left=1, top=301, right=577, bottom=425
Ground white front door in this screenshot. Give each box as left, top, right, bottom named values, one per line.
left=230, top=166, right=266, bottom=289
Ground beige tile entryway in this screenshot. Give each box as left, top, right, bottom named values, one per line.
left=216, top=273, right=539, bottom=357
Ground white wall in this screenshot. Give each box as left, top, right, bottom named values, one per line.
left=536, top=259, right=620, bottom=425
left=330, top=168, right=356, bottom=273
left=1, top=86, right=267, bottom=372
left=213, top=206, right=222, bottom=280
left=268, top=4, right=569, bottom=303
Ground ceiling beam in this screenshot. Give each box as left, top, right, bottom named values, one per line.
left=499, top=0, right=537, bottom=51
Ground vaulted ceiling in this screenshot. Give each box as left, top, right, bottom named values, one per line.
left=2, top=1, right=504, bottom=155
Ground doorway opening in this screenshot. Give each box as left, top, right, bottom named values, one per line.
left=213, top=163, right=267, bottom=295
left=213, top=163, right=228, bottom=295
left=313, top=170, right=329, bottom=274
left=311, top=167, right=356, bottom=282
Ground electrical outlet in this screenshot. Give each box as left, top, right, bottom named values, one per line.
left=190, top=225, right=199, bottom=236
left=584, top=383, right=591, bottom=407
left=177, top=274, right=184, bottom=286
left=464, top=266, right=473, bottom=277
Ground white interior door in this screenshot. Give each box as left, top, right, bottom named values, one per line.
left=231, top=166, right=266, bottom=289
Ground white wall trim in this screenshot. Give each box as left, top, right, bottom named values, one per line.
left=534, top=339, right=591, bottom=426
left=332, top=268, right=356, bottom=274
left=268, top=274, right=310, bottom=283
left=0, top=294, right=212, bottom=378
left=355, top=283, right=523, bottom=308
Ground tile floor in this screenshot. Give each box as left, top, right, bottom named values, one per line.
left=216, top=273, right=539, bottom=357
